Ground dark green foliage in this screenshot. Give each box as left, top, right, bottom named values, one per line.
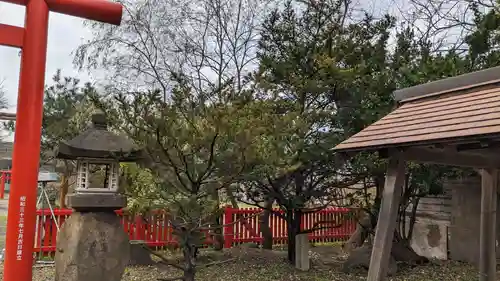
left=69, top=0, right=500, bottom=271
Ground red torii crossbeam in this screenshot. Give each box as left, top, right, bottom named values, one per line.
left=0, top=1, right=122, bottom=280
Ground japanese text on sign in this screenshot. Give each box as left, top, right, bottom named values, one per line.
left=16, top=196, right=26, bottom=261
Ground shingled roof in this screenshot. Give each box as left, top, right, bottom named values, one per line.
left=334, top=66, right=500, bottom=152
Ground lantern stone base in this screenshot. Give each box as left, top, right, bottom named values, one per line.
left=66, top=193, right=127, bottom=211
left=55, top=212, right=130, bottom=281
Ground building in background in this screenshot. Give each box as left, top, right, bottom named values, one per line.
left=0, top=141, right=12, bottom=170
left=0, top=141, right=56, bottom=194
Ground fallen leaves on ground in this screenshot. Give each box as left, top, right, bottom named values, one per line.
left=0, top=246, right=485, bottom=281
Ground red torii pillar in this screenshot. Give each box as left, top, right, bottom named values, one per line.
left=0, top=1, right=122, bottom=280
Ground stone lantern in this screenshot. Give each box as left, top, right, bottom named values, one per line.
left=54, top=109, right=142, bottom=281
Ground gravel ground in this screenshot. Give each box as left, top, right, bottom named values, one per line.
left=0, top=202, right=7, bottom=260
left=0, top=247, right=487, bottom=281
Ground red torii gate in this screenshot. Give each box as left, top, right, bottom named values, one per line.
left=0, top=1, right=122, bottom=280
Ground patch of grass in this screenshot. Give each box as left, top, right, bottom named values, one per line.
left=0, top=215, right=6, bottom=250
left=272, top=241, right=344, bottom=251
left=35, top=255, right=55, bottom=262
left=312, top=241, right=344, bottom=247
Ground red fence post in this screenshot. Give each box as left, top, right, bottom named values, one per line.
left=272, top=209, right=281, bottom=243
left=0, top=172, right=6, bottom=199
left=223, top=206, right=234, bottom=248
left=34, top=209, right=41, bottom=253
left=135, top=215, right=145, bottom=241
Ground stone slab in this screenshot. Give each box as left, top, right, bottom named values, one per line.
left=447, top=177, right=500, bottom=265
left=66, top=193, right=126, bottom=211
left=410, top=222, right=448, bottom=260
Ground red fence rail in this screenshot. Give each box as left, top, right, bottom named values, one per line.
left=34, top=207, right=357, bottom=254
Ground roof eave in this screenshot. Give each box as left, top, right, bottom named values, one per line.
left=333, top=133, right=500, bottom=154
left=394, top=66, right=500, bottom=102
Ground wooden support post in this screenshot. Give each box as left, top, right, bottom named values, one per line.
left=367, top=154, right=405, bottom=281
left=479, top=169, right=498, bottom=281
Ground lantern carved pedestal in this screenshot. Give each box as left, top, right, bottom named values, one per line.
left=55, top=211, right=129, bottom=281
left=54, top=110, right=142, bottom=281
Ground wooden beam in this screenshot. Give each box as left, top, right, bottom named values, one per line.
left=367, top=153, right=406, bottom=281
left=403, top=147, right=500, bottom=168
left=45, top=0, right=123, bottom=25
left=479, top=169, right=498, bottom=281
left=456, top=140, right=500, bottom=151
left=0, top=24, right=24, bottom=49
left=0, top=0, right=27, bottom=6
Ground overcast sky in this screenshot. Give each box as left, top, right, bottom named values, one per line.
left=0, top=2, right=100, bottom=141
left=0, top=2, right=95, bottom=112
left=0, top=0, right=405, bottom=111
left=0, top=0, right=459, bottom=143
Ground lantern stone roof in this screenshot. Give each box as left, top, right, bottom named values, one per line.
left=55, top=109, right=142, bottom=161
left=334, top=66, right=500, bottom=153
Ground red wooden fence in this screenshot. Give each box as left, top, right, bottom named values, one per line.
left=0, top=170, right=11, bottom=199
left=34, top=207, right=357, bottom=254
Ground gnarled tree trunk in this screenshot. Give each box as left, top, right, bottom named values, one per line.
left=182, top=244, right=197, bottom=281
left=342, top=174, right=428, bottom=274
left=260, top=198, right=274, bottom=250
left=343, top=210, right=372, bottom=253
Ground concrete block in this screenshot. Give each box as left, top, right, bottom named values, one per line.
left=295, top=234, right=310, bottom=271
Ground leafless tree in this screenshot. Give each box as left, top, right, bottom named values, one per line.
left=0, top=79, right=9, bottom=109
left=75, top=0, right=272, bottom=102
left=394, top=0, right=495, bottom=53
left=75, top=0, right=275, bottom=252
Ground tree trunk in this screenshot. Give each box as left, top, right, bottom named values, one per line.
left=287, top=224, right=296, bottom=263
left=210, top=188, right=224, bottom=251
left=391, top=239, right=428, bottom=264
left=59, top=175, right=69, bottom=209
left=182, top=245, right=196, bottom=281
left=343, top=233, right=429, bottom=274
left=343, top=211, right=371, bottom=253
left=286, top=209, right=302, bottom=264
left=286, top=210, right=295, bottom=264
left=225, top=183, right=240, bottom=208
left=260, top=198, right=274, bottom=250
left=345, top=199, right=380, bottom=252
left=212, top=214, right=224, bottom=251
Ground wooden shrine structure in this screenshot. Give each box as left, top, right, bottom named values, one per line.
left=334, top=66, right=500, bottom=281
